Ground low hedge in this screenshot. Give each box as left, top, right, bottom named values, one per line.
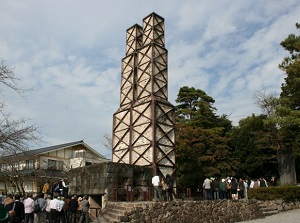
left=248, top=185, right=300, bottom=201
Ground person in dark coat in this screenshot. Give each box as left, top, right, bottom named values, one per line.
left=15, top=195, right=25, bottom=223
left=230, top=178, right=238, bottom=200
left=51, top=182, right=59, bottom=197
left=166, top=174, right=173, bottom=201
left=64, top=195, right=71, bottom=223
left=270, top=176, right=276, bottom=186
left=58, top=179, right=67, bottom=197
left=212, top=178, right=220, bottom=200
left=6, top=194, right=25, bottom=223
left=259, top=177, right=268, bottom=187
left=68, top=195, right=79, bottom=223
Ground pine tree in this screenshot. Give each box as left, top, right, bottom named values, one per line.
left=276, top=23, right=300, bottom=184
left=175, top=86, right=234, bottom=190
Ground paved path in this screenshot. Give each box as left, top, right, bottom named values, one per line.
left=91, top=215, right=107, bottom=222
left=237, top=209, right=300, bottom=223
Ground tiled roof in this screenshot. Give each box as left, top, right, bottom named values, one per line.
left=26, top=140, right=108, bottom=159
left=27, top=140, right=85, bottom=155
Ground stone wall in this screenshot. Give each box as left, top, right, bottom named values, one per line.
left=114, top=200, right=300, bottom=223
left=67, top=162, right=153, bottom=201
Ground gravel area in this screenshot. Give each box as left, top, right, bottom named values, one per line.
left=237, top=209, right=300, bottom=223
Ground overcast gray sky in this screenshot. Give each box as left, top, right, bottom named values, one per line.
left=0, top=0, right=299, bottom=158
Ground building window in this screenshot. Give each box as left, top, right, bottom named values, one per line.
left=75, top=150, right=85, bottom=158
left=13, top=161, right=19, bottom=170
left=25, top=160, right=34, bottom=169
left=1, top=163, right=7, bottom=171
left=48, top=159, right=63, bottom=171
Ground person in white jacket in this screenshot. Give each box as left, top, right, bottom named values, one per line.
left=24, top=193, right=35, bottom=223
left=202, top=177, right=212, bottom=200
left=49, top=195, right=60, bottom=223
left=152, top=175, right=161, bottom=201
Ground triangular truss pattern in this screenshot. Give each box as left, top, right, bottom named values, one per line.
left=137, top=44, right=168, bottom=100
left=126, top=24, right=143, bottom=56
left=120, top=54, right=135, bottom=107
left=143, top=13, right=165, bottom=47
left=112, top=13, right=175, bottom=178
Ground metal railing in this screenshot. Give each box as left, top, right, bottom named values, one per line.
left=113, top=185, right=151, bottom=202
left=112, top=185, right=195, bottom=202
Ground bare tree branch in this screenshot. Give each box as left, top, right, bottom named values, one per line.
left=0, top=60, right=28, bottom=95
left=253, top=90, right=279, bottom=117
left=0, top=60, right=40, bottom=154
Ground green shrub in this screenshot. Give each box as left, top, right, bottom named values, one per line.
left=248, top=185, right=300, bottom=202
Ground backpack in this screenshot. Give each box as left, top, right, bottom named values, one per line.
left=33, top=200, right=41, bottom=213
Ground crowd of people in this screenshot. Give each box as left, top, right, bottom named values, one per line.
left=0, top=179, right=90, bottom=223
left=202, top=176, right=276, bottom=200
left=151, top=174, right=174, bottom=202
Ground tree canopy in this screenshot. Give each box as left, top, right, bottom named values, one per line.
left=274, top=23, right=300, bottom=184
left=278, top=23, right=300, bottom=143
left=175, top=86, right=234, bottom=191
left=230, top=114, right=278, bottom=179
left=175, top=22, right=300, bottom=187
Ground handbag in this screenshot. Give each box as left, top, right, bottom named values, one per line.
left=9, top=203, right=16, bottom=217
left=34, top=200, right=41, bottom=213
